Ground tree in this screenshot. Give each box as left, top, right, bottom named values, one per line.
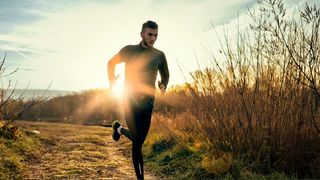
left=0, top=51, right=48, bottom=129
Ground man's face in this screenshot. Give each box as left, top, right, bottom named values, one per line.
left=140, top=28, right=158, bottom=47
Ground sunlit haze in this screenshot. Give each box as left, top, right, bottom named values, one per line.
left=0, top=0, right=312, bottom=91
left=111, top=63, right=125, bottom=99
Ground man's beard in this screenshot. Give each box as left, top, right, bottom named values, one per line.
left=143, top=39, right=153, bottom=47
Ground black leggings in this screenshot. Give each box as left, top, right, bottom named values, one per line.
left=121, top=96, right=154, bottom=179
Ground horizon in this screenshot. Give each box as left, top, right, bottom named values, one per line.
left=0, top=0, right=314, bottom=91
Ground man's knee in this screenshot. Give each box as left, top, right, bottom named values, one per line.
left=132, top=140, right=143, bottom=150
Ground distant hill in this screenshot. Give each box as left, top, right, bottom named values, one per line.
left=4, top=89, right=75, bottom=99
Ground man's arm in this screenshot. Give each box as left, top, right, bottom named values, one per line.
left=107, top=53, right=121, bottom=87
left=158, top=52, right=170, bottom=91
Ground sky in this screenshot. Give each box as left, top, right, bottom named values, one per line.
left=0, top=0, right=316, bottom=91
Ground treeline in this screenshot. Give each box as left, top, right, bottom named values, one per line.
left=19, top=88, right=187, bottom=125
left=21, top=89, right=121, bottom=125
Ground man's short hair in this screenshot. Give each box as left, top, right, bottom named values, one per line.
left=141, top=20, right=158, bottom=32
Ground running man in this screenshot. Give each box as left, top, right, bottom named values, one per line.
left=107, top=20, right=169, bottom=179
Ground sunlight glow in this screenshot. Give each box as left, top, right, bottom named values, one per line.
left=0, top=0, right=273, bottom=90
left=111, top=63, right=125, bottom=99
left=111, top=80, right=124, bottom=99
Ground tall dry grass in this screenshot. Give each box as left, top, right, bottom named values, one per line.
left=151, top=0, right=320, bottom=178
left=184, top=0, right=320, bottom=177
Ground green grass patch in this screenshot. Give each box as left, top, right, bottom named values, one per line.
left=144, top=130, right=295, bottom=179
left=143, top=131, right=214, bottom=179
left=0, top=127, right=41, bottom=179
left=145, top=142, right=215, bottom=179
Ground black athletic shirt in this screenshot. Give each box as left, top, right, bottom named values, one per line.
left=113, top=42, right=169, bottom=97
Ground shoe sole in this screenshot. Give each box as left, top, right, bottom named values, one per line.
left=112, top=121, right=121, bottom=141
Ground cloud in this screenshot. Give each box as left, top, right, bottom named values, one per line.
left=1, top=0, right=292, bottom=90
left=0, top=0, right=259, bottom=90
left=0, top=1, right=44, bottom=33
left=191, top=0, right=320, bottom=73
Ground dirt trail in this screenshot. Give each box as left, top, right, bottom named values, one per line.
left=18, top=121, right=157, bottom=179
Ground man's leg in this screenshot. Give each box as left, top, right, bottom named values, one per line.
left=133, top=97, right=154, bottom=179
left=112, top=99, right=141, bottom=142
left=111, top=98, right=152, bottom=180
left=116, top=96, right=153, bottom=142
left=124, top=97, right=154, bottom=179
left=115, top=100, right=134, bottom=141
left=140, top=97, right=154, bottom=143
left=120, top=126, right=133, bottom=141
left=125, top=102, right=144, bottom=179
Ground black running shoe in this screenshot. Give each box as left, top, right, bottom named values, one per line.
left=112, top=120, right=121, bottom=141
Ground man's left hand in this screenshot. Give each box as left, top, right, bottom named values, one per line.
left=158, top=81, right=166, bottom=93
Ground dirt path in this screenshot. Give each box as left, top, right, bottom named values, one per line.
left=18, top=121, right=157, bottom=179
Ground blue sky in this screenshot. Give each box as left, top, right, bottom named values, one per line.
left=0, top=0, right=315, bottom=91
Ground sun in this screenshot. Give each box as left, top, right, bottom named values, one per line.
left=111, top=80, right=124, bottom=99
left=110, top=63, right=125, bottom=99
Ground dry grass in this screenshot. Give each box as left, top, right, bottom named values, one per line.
left=0, top=123, right=41, bottom=179
left=2, top=0, right=319, bottom=179
left=146, top=0, right=320, bottom=178
left=16, top=121, right=156, bottom=179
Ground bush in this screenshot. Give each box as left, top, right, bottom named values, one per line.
left=186, top=0, right=320, bottom=178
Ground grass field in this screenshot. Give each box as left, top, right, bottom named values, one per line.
left=1, top=121, right=156, bottom=179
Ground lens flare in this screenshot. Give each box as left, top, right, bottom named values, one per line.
left=111, top=80, right=124, bottom=99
